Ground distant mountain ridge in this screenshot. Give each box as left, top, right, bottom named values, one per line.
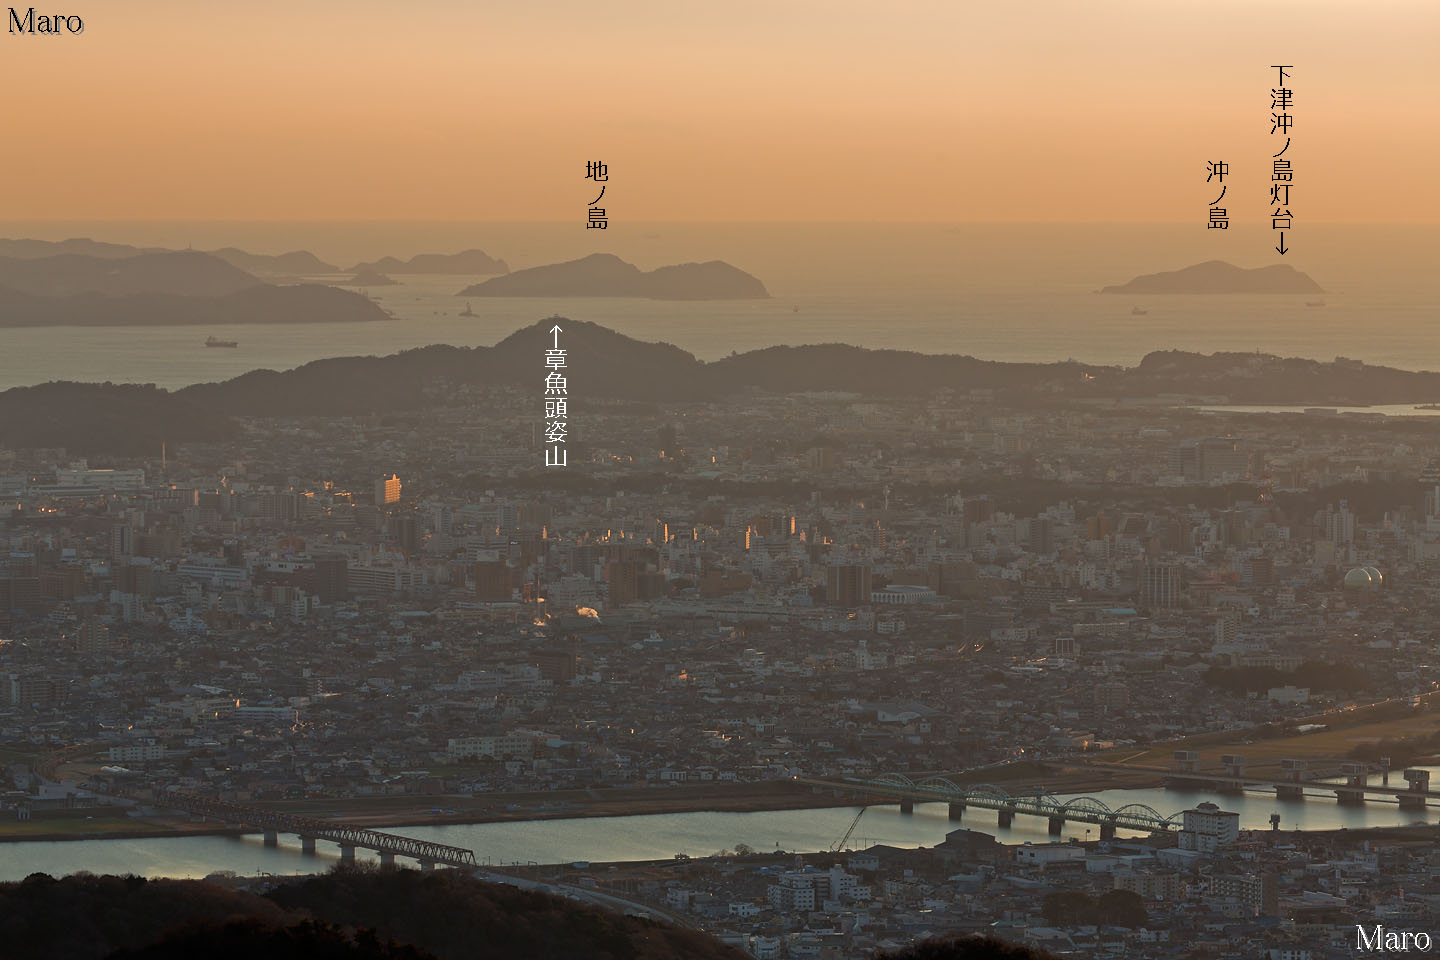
left=457, top=253, right=769, bottom=300
left=9, top=318, right=1440, bottom=454
left=0, top=249, right=387, bottom=329
left=349, top=249, right=509, bottom=275
left=210, top=246, right=340, bottom=275
left=0, top=251, right=259, bottom=297
left=1102, top=260, right=1323, bottom=294
left=0, top=237, right=164, bottom=260
left=0, top=237, right=340, bottom=274
left=0, top=282, right=389, bottom=328
left=0, top=237, right=514, bottom=277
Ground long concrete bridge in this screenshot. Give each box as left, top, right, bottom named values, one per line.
left=795, top=775, right=1182, bottom=839
left=159, top=791, right=477, bottom=870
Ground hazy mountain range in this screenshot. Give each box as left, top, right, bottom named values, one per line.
left=0, top=238, right=511, bottom=278
left=0, top=237, right=341, bottom=275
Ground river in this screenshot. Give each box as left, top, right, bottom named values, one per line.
left=3, top=780, right=1436, bottom=882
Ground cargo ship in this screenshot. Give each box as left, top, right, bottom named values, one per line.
left=205, top=335, right=239, bottom=348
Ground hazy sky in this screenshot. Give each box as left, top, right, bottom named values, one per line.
left=7, top=0, right=1437, bottom=221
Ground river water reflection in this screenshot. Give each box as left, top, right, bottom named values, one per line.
left=3, top=779, right=1436, bottom=882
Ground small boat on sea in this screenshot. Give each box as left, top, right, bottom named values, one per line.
left=1305, top=301, right=1326, bottom=307
left=460, top=302, right=476, bottom=317
left=205, top=335, right=239, bottom=348
left=1131, top=306, right=1148, bottom=316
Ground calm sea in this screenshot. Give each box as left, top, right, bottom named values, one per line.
left=0, top=221, right=1435, bottom=391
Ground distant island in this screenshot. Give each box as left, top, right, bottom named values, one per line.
left=1102, top=260, right=1323, bottom=294
left=457, top=253, right=769, bottom=300
left=0, top=250, right=387, bottom=328
left=342, top=267, right=399, bottom=286
left=349, top=249, right=509, bottom=275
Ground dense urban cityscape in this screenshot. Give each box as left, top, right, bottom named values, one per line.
left=6, top=0, right=1437, bottom=954
left=4, top=354, right=1440, bottom=957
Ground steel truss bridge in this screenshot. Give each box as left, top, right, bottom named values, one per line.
left=797, top=775, right=1182, bottom=837
left=160, top=791, right=477, bottom=869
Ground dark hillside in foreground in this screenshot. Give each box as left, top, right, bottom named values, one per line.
left=0, top=868, right=747, bottom=960
left=874, top=938, right=1059, bottom=959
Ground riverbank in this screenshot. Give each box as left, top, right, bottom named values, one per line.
left=1093, top=691, right=1440, bottom=773
left=0, top=765, right=1158, bottom=844
left=0, top=780, right=850, bottom=844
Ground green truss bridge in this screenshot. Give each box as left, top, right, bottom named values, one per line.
left=158, top=790, right=478, bottom=870
left=795, top=775, right=1183, bottom=838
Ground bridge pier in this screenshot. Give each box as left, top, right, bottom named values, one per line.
left=1099, top=822, right=1116, bottom=841
left=340, top=844, right=356, bottom=863
left=419, top=859, right=435, bottom=873
left=948, top=802, right=965, bottom=822
left=997, top=808, right=1013, bottom=828
left=379, top=852, right=396, bottom=868
left=1047, top=817, right=1064, bottom=836
left=899, top=799, right=914, bottom=815
left=1402, top=769, right=1430, bottom=808
left=1335, top=788, right=1367, bottom=805
left=263, top=829, right=278, bottom=848
left=1275, top=785, right=1304, bottom=801
left=301, top=836, right=316, bottom=855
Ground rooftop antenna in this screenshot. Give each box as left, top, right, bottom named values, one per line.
left=161, top=440, right=167, bottom=476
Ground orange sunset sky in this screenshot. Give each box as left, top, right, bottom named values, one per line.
left=5, top=0, right=1437, bottom=222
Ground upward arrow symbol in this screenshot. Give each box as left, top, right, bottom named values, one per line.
left=550, top=324, right=562, bottom=348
